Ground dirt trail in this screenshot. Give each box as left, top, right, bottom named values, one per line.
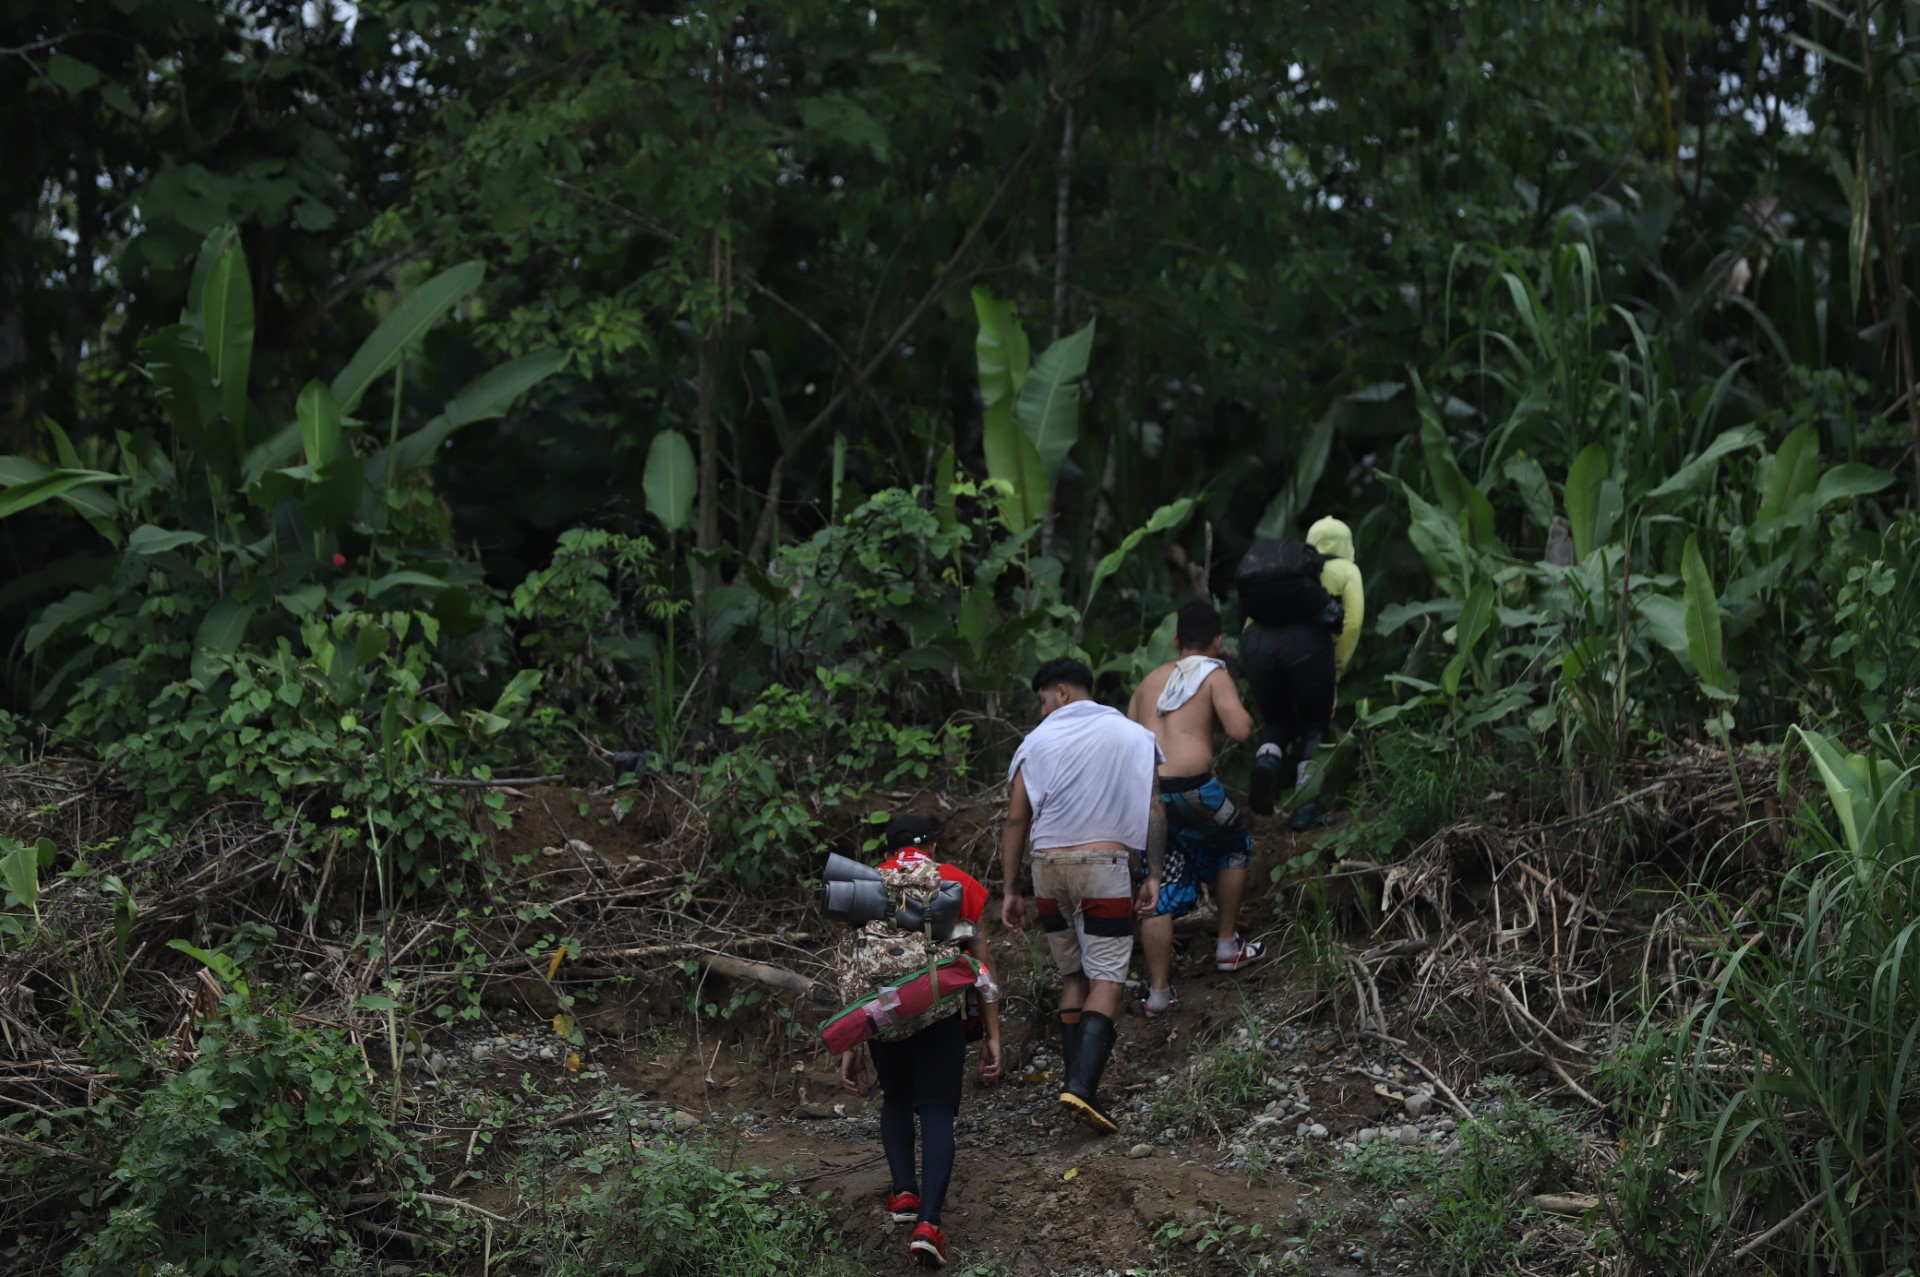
left=610, top=933, right=1382, bottom=1267
left=464, top=787, right=1469, bottom=1274
left=607, top=908, right=1399, bottom=1275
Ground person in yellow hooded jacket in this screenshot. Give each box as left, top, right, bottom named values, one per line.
left=1235, top=516, right=1364, bottom=830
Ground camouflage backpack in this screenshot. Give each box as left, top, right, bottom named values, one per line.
left=832, top=859, right=973, bottom=1043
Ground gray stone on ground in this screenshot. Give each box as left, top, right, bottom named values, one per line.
left=1402, top=1090, right=1434, bottom=1119
left=1127, top=1143, right=1153, bottom=1158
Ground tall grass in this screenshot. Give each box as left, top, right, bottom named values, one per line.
left=1605, top=731, right=1920, bottom=1274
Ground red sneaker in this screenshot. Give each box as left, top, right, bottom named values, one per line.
left=886, top=1189, right=921, bottom=1223
left=908, top=1221, right=949, bottom=1268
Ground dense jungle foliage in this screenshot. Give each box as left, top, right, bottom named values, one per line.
left=3, top=0, right=1920, bottom=1273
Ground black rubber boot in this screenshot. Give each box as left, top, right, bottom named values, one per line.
left=1058, top=1010, right=1119, bottom=1134
left=1057, top=1011, right=1082, bottom=1081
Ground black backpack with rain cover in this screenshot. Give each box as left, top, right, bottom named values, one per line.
left=1236, top=538, right=1345, bottom=631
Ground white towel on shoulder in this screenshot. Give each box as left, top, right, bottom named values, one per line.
left=1156, top=655, right=1224, bottom=714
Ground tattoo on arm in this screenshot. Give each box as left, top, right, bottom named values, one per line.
left=1001, top=773, right=1032, bottom=893
left=1146, top=791, right=1168, bottom=878
left=998, top=791, right=1029, bottom=891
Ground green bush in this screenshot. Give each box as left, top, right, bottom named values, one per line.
left=502, top=1116, right=856, bottom=1277
left=64, top=965, right=407, bottom=1276
left=1306, top=728, right=1511, bottom=872
left=1801, top=510, right=1920, bottom=731
left=691, top=665, right=969, bottom=887
left=509, top=527, right=686, bottom=759
left=1344, top=1079, right=1586, bottom=1276
left=74, top=605, right=523, bottom=886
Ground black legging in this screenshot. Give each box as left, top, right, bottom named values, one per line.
left=1240, top=621, right=1335, bottom=757
left=880, top=1099, right=957, bottom=1223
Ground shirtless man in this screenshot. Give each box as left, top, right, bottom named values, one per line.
left=1002, top=657, right=1164, bottom=1133
left=1126, top=601, right=1262, bottom=1017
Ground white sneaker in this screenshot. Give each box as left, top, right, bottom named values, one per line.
left=1216, top=936, right=1266, bottom=972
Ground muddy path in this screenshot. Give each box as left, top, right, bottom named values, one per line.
left=496, top=923, right=1400, bottom=1275
left=455, top=797, right=1455, bottom=1274
left=406, top=786, right=1606, bottom=1276
left=673, top=971, right=1391, bottom=1277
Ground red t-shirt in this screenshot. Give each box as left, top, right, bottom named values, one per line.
left=877, top=848, right=989, bottom=926
left=874, top=848, right=996, bottom=1007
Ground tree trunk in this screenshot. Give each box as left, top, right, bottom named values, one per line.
left=1862, top=31, right=1920, bottom=500
left=62, top=181, right=98, bottom=437
left=696, top=230, right=725, bottom=598
left=1040, top=102, right=1075, bottom=562
left=1051, top=102, right=1075, bottom=344
left=0, top=205, right=30, bottom=451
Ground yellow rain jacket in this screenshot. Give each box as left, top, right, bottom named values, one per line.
left=1308, top=517, right=1365, bottom=677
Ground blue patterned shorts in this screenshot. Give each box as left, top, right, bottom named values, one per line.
left=1148, top=775, right=1253, bottom=918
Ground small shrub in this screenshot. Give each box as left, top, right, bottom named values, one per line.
left=689, top=666, right=969, bottom=886
left=63, top=969, right=407, bottom=1276
left=1343, top=1080, right=1585, bottom=1277
left=1304, top=729, right=1516, bottom=874
left=501, top=1101, right=856, bottom=1277
left=1149, top=1003, right=1270, bottom=1129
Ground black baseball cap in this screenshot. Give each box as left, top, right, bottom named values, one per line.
left=884, top=814, right=936, bottom=849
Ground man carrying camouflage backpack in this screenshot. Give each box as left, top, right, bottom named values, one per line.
left=836, top=815, right=1002, bottom=1270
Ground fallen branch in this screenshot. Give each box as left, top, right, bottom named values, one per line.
left=706, top=955, right=821, bottom=1000
left=425, top=775, right=568, bottom=788
left=1500, top=855, right=1610, bottom=922
left=1488, top=978, right=1591, bottom=1057
left=1732, top=1115, right=1920, bottom=1259
left=788, top=1150, right=888, bottom=1187
left=1511, top=779, right=1668, bottom=835
left=345, top=1217, right=449, bottom=1248
left=1488, top=980, right=1605, bottom=1110
left=350, top=1190, right=515, bottom=1223
left=549, top=1105, right=614, bottom=1129
left=1343, top=953, right=1389, bottom=1037
left=1355, top=938, right=1432, bottom=963
left=1363, top=1032, right=1474, bottom=1120
left=1533, top=1193, right=1600, bottom=1216
left=0, top=1129, right=112, bottom=1170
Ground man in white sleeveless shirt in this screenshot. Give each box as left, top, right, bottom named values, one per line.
left=1000, top=657, right=1164, bottom=1134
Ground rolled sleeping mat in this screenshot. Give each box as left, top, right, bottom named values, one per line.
left=894, top=878, right=964, bottom=941
left=817, top=877, right=895, bottom=925
left=822, top=852, right=883, bottom=883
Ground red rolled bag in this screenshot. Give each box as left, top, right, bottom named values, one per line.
left=819, top=955, right=980, bottom=1054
